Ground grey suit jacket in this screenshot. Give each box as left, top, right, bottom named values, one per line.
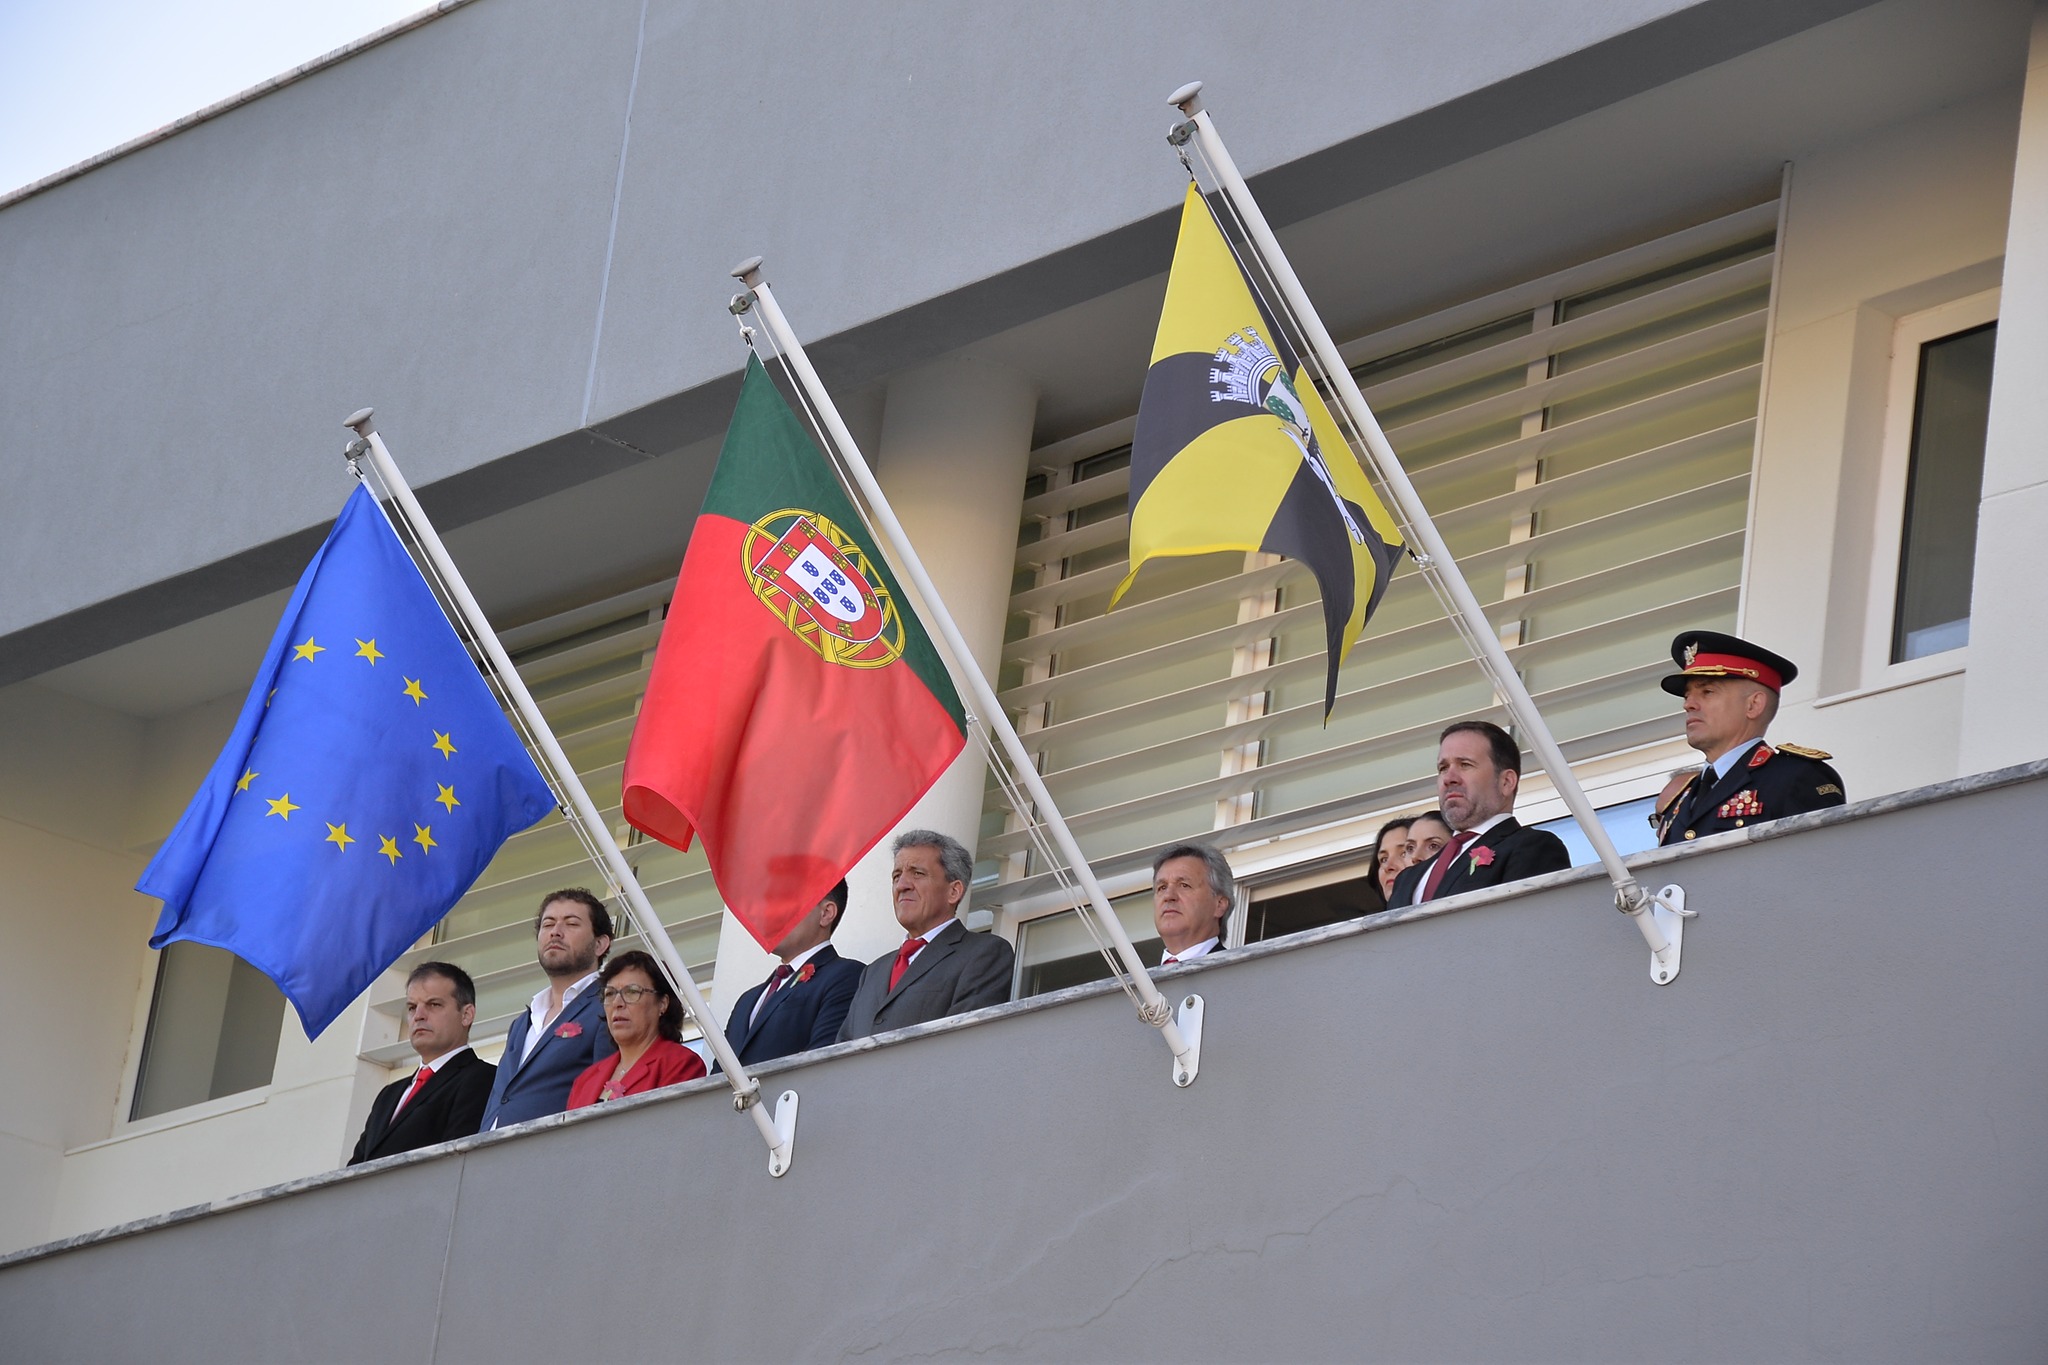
left=837, top=919, right=1015, bottom=1041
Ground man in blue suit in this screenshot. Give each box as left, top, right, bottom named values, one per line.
left=479, top=889, right=618, bottom=1129
left=721, top=879, right=864, bottom=1068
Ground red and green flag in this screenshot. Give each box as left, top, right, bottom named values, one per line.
left=622, top=356, right=966, bottom=950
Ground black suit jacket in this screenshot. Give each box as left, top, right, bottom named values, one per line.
left=1657, top=741, right=1846, bottom=845
left=347, top=1048, right=495, bottom=1166
left=1388, top=816, right=1571, bottom=907
left=837, top=920, right=1015, bottom=1042
left=720, top=943, right=865, bottom=1068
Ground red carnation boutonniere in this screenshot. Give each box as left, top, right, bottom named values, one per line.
left=554, top=1021, right=583, bottom=1039
left=1468, top=845, right=1496, bottom=872
left=795, top=963, right=817, bottom=986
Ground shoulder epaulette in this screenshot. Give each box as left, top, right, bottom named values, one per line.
left=1775, top=741, right=1832, bottom=761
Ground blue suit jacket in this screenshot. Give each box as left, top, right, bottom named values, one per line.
left=479, top=981, right=616, bottom=1129
left=720, top=944, right=864, bottom=1069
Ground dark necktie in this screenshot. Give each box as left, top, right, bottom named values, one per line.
left=752, top=964, right=793, bottom=1024
left=888, top=937, right=924, bottom=991
left=1419, top=832, right=1477, bottom=902
left=1686, top=763, right=1717, bottom=822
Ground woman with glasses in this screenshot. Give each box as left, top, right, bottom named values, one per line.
left=567, top=949, right=706, bottom=1109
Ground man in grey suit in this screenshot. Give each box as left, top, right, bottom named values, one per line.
left=837, top=829, right=1014, bottom=1041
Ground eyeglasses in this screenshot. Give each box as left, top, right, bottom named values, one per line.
left=600, top=985, right=661, bottom=1005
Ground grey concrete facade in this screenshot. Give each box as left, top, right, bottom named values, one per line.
left=0, top=0, right=1883, bottom=684
left=6, top=769, right=2043, bottom=1363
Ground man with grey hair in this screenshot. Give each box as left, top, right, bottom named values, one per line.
left=837, top=829, right=1015, bottom=1041
left=1151, top=842, right=1233, bottom=967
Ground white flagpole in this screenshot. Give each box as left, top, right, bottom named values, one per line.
left=341, top=412, right=800, bottom=1175
left=730, top=260, right=1205, bottom=1086
left=1166, top=81, right=1692, bottom=983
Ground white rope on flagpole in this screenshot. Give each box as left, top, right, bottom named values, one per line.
left=340, top=414, right=800, bottom=1174
left=729, top=262, right=1202, bottom=1081
left=1165, top=83, right=1686, bottom=976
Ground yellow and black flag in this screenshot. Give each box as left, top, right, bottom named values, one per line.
left=1116, top=184, right=1404, bottom=716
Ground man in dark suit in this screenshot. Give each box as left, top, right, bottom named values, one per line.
left=1654, top=630, right=1847, bottom=845
left=1389, top=721, right=1570, bottom=908
left=479, top=889, right=618, bottom=1130
left=348, top=962, right=494, bottom=1165
left=1150, top=842, right=1232, bottom=966
left=721, top=879, right=864, bottom=1067
left=838, top=830, right=1014, bottom=1041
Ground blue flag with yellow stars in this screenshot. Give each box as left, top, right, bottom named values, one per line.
left=138, top=485, right=555, bottom=1036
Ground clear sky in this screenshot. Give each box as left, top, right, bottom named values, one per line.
left=0, top=0, right=427, bottom=197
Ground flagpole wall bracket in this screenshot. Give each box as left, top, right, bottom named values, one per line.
left=1172, top=993, right=1203, bottom=1088
left=1644, top=884, right=1692, bottom=985
left=767, top=1090, right=798, bottom=1178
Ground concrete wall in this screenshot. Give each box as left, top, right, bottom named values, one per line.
left=5, top=768, right=2042, bottom=1364
left=0, top=0, right=1877, bottom=682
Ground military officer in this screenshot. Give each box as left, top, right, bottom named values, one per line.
left=1654, top=630, right=1846, bottom=846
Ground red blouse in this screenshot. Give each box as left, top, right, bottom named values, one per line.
left=566, top=1038, right=707, bottom=1109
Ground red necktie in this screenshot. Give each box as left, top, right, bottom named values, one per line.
left=888, top=936, right=924, bottom=990
left=1161, top=955, right=1179, bottom=966
left=752, top=964, right=793, bottom=1024
left=394, top=1064, right=434, bottom=1114
left=1419, top=832, right=1476, bottom=902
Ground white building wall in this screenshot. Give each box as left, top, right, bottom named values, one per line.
left=1962, top=1, right=2048, bottom=774
left=1748, top=86, right=2021, bottom=796
left=0, top=679, right=391, bottom=1252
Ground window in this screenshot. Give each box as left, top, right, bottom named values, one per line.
left=130, top=942, right=286, bottom=1120
left=1893, top=321, right=1996, bottom=661
left=990, top=200, right=1779, bottom=938
left=1859, top=289, right=1999, bottom=685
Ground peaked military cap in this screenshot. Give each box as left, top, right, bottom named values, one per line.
left=1660, top=630, right=1799, bottom=697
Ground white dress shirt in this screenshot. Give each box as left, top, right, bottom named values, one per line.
left=1160, top=936, right=1219, bottom=966
left=518, top=970, right=599, bottom=1065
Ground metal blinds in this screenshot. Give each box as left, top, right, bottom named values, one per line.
left=361, top=581, right=722, bottom=1063
left=984, top=200, right=1778, bottom=913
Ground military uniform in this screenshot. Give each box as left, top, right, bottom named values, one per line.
left=1653, top=739, right=1847, bottom=844
left=1653, top=630, right=1848, bottom=847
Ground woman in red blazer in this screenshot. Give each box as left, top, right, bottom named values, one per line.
left=568, top=950, right=706, bottom=1108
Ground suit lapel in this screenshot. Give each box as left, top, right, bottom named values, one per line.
left=1691, top=760, right=1754, bottom=826
left=746, top=945, right=839, bottom=1045
left=509, top=985, right=597, bottom=1080
left=886, top=923, right=961, bottom=1003
left=372, top=1051, right=466, bottom=1155
left=1440, top=818, right=1519, bottom=897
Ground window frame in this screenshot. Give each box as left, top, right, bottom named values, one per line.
left=1858, top=287, right=1999, bottom=692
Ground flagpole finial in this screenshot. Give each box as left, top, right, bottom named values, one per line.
left=343, top=408, right=377, bottom=437
left=730, top=256, right=765, bottom=286
left=1167, top=81, right=1204, bottom=114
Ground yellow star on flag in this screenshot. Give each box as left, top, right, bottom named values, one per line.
left=435, top=784, right=460, bottom=813
left=292, top=637, right=324, bottom=662
left=355, top=638, right=383, bottom=666
left=325, top=823, right=355, bottom=852
left=377, top=835, right=403, bottom=865
left=236, top=769, right=259, bottom=792
left=265, top=793, right=300, bottom=820
left=412, top=824, right=437, bottom=855
left=432, top=730, right=457, bottom=759
left=402, top=677, right=428, bottom=706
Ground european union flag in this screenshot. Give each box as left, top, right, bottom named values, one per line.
left=139, top=485, right=556, bottom=1036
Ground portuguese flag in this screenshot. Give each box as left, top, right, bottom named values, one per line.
left=623, top=356, right=966, bottom=951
